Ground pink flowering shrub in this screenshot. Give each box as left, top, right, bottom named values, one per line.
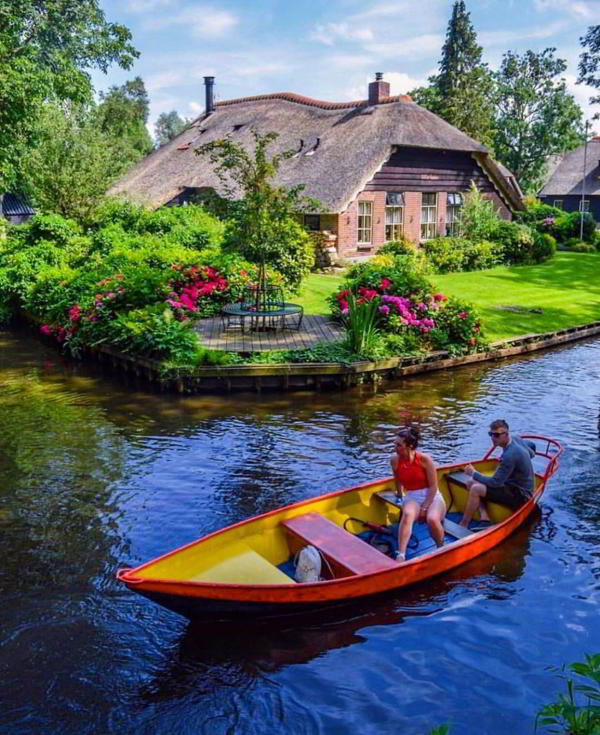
left=329, top=256, right=486, bottom=356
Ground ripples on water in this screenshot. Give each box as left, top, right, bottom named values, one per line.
left=2, top=330, right=600, bottom=734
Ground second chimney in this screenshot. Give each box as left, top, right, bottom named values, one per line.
left=204, top=76, right=215, bottom=116
left=368, top=72, right=390, bottom=106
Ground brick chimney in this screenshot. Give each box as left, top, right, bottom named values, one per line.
left=368, top=72, right=390, bottom=106
left=204, top=76, right=215, bottom=116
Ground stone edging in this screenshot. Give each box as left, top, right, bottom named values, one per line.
left=91, top=320, right=600, bottom=393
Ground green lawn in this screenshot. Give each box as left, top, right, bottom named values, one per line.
left=298, top=253, right=600, bottom=342
left=433, top=252, right=600, bottom=341
left=296, top=272, right=344, bottom=315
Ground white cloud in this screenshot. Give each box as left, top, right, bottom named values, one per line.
left=143, top=6, right=238, bottom=38
left=326, top=54, right=375, bottom=70
left=479, top=21, right=569, bottom=47
left=365, top=34, right=443, bottom=59
left=310, top=22, right=374, bottom=46
left=353, top=0, right=442, bottom=21
left=533, top=0, right=598, bottom=18
left=125, top=0, right=173, bottom=11
left=145, top=71, right=184, bottom=93
left=563, top=73, right=599, bottom=124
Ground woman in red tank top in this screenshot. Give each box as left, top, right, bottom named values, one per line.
left=390, top=426, right=446, bottom=561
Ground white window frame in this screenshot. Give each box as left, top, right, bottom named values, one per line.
left=358, top=201, right=373, bottom=244
left=385, top=192, right=404, bottom=241
left=420, top=193, right=438, bottom=241
left=579, top=199, right=590, bottom=212
left=553, top=200, right=563, bottom=210
left=446, top=192, right=463, bottom=236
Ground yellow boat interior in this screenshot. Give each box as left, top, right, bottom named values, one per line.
left=133, top=462, right=543, bottom=587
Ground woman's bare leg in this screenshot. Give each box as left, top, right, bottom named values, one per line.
left=398, top=500, right=419, bottom=557
left=426, top=495, right=447, bottom=548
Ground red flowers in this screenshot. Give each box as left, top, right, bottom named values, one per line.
left=166, top=265, right=229, bottom=315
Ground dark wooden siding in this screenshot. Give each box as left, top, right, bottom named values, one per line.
left=540, top=194, right=600, bottom=223
left=364, top=147, right=495, bottom=193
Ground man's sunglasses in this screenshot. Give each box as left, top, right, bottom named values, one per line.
left=488, top=430, right=506, bottom=437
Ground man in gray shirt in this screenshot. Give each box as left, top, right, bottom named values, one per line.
left=459, top=418, right=536, bottom=527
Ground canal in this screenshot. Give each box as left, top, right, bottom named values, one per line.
left=1, top=328, right=599, bottom=735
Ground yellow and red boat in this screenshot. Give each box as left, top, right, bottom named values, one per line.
left=117, top=435, right=562, bottom=622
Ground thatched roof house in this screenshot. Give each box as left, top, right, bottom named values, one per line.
left=110, top=75, right=523, bottom=258
left=539, top=137, right=600, bottom=222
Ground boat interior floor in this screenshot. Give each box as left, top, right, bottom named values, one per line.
left=277, top=513, right=492, bottom=581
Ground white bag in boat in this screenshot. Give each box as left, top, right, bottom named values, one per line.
left=294, top=545, right=322, bottom=582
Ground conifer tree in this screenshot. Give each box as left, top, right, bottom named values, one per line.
left=410, top=1, right=494, bottom=150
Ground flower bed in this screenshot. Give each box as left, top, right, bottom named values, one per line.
left=329, top=254, right=486, bottom=357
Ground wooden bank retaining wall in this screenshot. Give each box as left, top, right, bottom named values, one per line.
left=84, top=320, right=600, bottom=394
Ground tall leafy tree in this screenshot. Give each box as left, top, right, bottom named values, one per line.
left=410, top=1, right=494, bottom=149
left=578, top=25, right=600, bottom=119
left=0, top=0, right=138, bottom=191
left=196, top=130, right=317, bottom=291
left=19, top=101, right=145, bottom=222
left=96, top=76, right=153, bottom=155
left=493, top=48, right=584, bottom=193
left=154, top=111, right=189, bottom=146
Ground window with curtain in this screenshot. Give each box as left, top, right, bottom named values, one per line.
left=420, top=193, right=437, bottom=240
left=358, top=201, right=373, bottom=244
left=445, top=192, right=463, bottom=236
left=385, top=192, right=404, bottom=241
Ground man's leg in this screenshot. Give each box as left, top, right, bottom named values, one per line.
left=460, top=480, right=488, bottom=527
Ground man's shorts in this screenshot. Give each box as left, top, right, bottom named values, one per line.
left=484, top=484, right=529, bottom=509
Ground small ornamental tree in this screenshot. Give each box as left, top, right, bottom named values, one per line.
left=195, top=129, right=318, bottom=292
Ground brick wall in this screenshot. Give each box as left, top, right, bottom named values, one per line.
left=333, top=189, right=513, bottom=257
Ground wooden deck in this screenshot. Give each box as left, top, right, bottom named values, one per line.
left=195, top=314, right=345, bottom=352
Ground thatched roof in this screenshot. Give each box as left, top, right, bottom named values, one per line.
left=110, top=91, right=521, bottom=212
left=539, top=138, right=600, bottom=197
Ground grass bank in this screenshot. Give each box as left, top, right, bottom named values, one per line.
left=433, top=252, right=600, bottom=341
left=300, top=253, right=600, bottom=342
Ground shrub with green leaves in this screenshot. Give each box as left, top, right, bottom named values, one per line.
left=532, top=232, right=557, bottom=261
left=377, top=236, right=418, bottom=256
left=456, top=184, right=502, bottom=241
left=493, top=221, right=537, bottom=265
left=226, top=215, right=314, bottom=292
left=535, top=654, right=600, bottom=735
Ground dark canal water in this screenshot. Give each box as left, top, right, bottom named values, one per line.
left=1, top=329, right=600, bottom=735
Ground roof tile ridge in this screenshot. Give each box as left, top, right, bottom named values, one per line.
left=215, top=92, right=413, bottom=110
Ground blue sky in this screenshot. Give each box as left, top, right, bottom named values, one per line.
left=95, top=0, right=599, bottom=136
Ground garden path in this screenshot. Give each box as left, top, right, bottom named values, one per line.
left=195, top=314, right=344, bottom=352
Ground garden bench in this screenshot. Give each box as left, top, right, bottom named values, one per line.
left=221, top=303, right=303, bottom=332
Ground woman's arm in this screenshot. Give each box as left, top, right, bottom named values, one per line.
left=390, top=455, right=404, bottom=497
left=420, top=453, right=438, bottom=511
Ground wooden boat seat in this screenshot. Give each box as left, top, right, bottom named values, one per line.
left=445, top=471, right=511, bottom=523
left=375, top=490, right=473, bottom=539
left=281, top=512, right=397, bottom=576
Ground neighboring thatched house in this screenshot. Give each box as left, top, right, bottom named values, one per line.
left=1, top=193, right=35, bottom=224
left=539, top=137, right=600, bottom=222
left=110, top=75, right=523, bottom=259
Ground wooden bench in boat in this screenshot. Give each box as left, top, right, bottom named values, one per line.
left=281, top=512, right=398, bottom=576
left=375, top=490, right=473, bottom=539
